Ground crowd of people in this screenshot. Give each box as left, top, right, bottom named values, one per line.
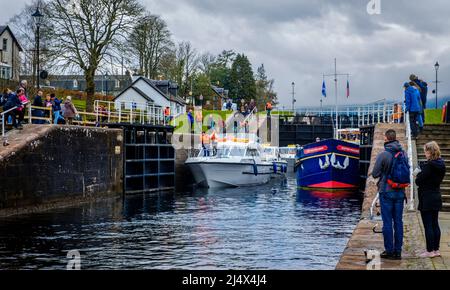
left=1, top=80, right=79, bottom=131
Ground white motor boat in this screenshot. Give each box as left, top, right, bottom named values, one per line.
left=279, top=146, right=299, bottom=173
left=186, top=141, right=286, bottom=188
left=261, top=146, right=290, bottom=178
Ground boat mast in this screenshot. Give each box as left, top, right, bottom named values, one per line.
left=334, top=58, right=338, bottom=139
left=323, top=59, right=350, bottom=139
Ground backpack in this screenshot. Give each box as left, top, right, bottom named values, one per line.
left=386, top=149, right=410, bottom=189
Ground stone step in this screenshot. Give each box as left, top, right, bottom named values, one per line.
left=443, top=203, right=450, bottom=212
left=443, top=195, right=450, bottom=203
left=417, top=136, right=450, bottom=141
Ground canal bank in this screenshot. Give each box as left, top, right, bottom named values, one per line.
left=0, top=125, right=124, bottom=217
left=336, top=123, right=450, bottom=270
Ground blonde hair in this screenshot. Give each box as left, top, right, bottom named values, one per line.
left=424, top=141, right=441, bottom=160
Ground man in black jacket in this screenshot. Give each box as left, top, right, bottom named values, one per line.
left=371, top=129, right=406, bottom=260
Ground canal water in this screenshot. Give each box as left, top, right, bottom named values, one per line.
left=0, top=176, right=362, bottom=270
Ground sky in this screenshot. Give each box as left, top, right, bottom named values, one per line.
left=1, top=0, right=450, bottom=108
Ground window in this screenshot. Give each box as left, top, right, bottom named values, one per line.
left=115, top=79, right=120, bottom=89
left=73, top=79, right=78, bottom=88
left=2, top=39, right=7, bottom=51
left=0, top=66, right=12, bottom=79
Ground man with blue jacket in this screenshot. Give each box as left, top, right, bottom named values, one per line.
left=410, top=74, right=428, bottom=130
left=404, top=82, right=422, bottom=138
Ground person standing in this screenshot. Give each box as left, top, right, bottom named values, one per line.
left=187, top=109, right=194, bottom=133
left=1, top=88, right=22, bottom=129
left=51, top=94, right=64, bottom=124
left=266, top=101, right=273, bottom=117
left=371, top=129, right=408, bottom=260
left=32, top=90, right=45, bottom=124
left=201, top=131, right=211, bottom=157
left=404, top=82, right=422, bottom=138
left=410, top=74, right=428, bottom=128
left=16, top=88, right=29, bottom=127
left=415, top=141, right=446, bottom=258
left=63, top=96, right=78, bottom=125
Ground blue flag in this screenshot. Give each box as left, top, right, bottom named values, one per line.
left=322, top=80, right=327, bottom=98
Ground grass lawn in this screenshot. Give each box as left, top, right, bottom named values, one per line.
left=72, top=99, right=87, bottom=111
left=425, top=109, right=443, bottom=124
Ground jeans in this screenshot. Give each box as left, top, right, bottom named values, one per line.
left=202, top=145, right=210, bottom=157
left=418, top=113, right=424, bottom=129
left=409, top=112, right=419, bottom=137
left=54, top=111, right=64, bottom=124
left=420, top=211, right=441, bottom=252
left=380, top=191, right=405, bottom=254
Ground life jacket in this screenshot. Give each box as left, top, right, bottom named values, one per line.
left=202, top=134, right=211, bottom=144
left=164, top=108, right=171, bottom=116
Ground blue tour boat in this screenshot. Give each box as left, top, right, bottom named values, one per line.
left=296, top=139, right=360, bottom=190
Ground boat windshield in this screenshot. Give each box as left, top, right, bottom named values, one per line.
left=280, top=148, right=297, bottom=155
left=229, top=147, right=247, bottom=157
left=215, top=148, right=230, bottom=158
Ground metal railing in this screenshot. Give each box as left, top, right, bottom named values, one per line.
left=1, top=106, right=19, bottom=139
left=405, top=111, right=415, bottom=211
left=275, top=101, right=402, bottom=127
left=93, top=100, right=166, bottom=126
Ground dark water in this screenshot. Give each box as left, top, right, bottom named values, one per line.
left=0, top=176, right=362, bottom=270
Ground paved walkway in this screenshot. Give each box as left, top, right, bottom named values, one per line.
left=337, top=211, right=450, bottom=270
left=428, top=212, right=450, bottom=270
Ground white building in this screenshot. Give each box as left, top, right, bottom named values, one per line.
left=113, top=76, right=186, bottom=116
left=0, top=25, right=22, bottom=81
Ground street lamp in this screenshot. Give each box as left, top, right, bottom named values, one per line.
left=291, top=82, right=296, bottom=114
left=32, top=6, right=44, bottom=90
left=435, top=61, right=440, bottom=109
left=199, top=94, right=204, bottom=108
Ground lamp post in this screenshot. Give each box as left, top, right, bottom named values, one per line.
left=291, top=82, right=296, bottom=114
left=32, top=6, right=44, bottom=90
left=435, top=61, right=440, bottom=109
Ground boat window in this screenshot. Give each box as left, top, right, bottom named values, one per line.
left=229, top=147, right=246, bottom=157
left=215, top=148, right=230, bottom=158
left=246, top=149, right=260, bottom=157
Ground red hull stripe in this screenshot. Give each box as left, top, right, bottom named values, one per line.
left=307, top=181, right=358, bottom=189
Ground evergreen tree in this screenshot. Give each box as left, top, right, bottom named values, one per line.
left=229, top=54, right=256, bottom=103
left=255, top=64, right=278, bottom=110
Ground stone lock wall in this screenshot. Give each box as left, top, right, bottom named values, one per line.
left=0, top=125, right=124, bottom=216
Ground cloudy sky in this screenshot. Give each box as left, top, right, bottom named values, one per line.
left=2, top=0, right=450, bottom=108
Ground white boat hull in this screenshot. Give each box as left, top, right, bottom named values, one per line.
left=186, top=161, right=274, bottom=188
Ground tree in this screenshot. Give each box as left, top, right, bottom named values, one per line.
left=177, top=41, right=199, bottom=96
left=229, top=54, right=256, bottom=102
left=46, top=0, right=142, bottom=111
left=255, top=64, right=278, bottom=109
left=128, top=13, right=173, bottom=79
left=209, top=50, right=235, bottom=90
left=192, top=73, right=215, bottom=108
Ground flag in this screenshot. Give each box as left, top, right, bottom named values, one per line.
left=346, top=80, right=350, bottom=98
left=322, top=80, right=327, bottom=98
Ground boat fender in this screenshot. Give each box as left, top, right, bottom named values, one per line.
left=253, top=160, right=258, bottom=176
left=273, top=162, right=278, bottom=174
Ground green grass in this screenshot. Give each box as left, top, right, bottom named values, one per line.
left=425, top=109, right=443, bottom=124
left=72, top=99, right=87, bottom=111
